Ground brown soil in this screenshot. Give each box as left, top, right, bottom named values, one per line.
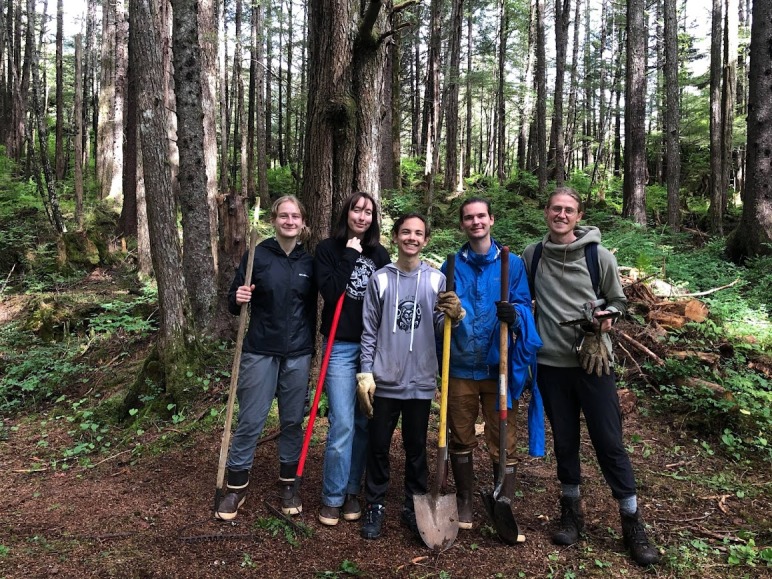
left=1, top=273, right=770, bottom=578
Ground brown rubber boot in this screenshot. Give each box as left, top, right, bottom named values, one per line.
left=621, top=509, right=660, bottom=566
left=215, top=468, right=249, bottom=521
left=279, top=462, right=302, bottom=515
left=450, top=453, right=474, bottom=529
left=552, top=496, right=584, bottom=545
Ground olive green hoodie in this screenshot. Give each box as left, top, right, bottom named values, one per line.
left=522, top=226, right=626, bottom=367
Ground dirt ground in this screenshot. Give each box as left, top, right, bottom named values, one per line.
left=3, top=389, right=770, bottom=579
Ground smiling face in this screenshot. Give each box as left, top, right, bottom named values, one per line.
left=272, top=200, right=305, bottom=241
left=347, top=196, right=374, bottom=238
left=545, top=193, right=583, bottom=242
left=459, top=201, right=494, bottom=242
left=393, top=216, right=429, bottom=259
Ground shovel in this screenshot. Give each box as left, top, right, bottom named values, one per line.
left=480, top=246, right=525, bottom=544
left=214, top=201, right=261, bottom=515
left=414, top=254, right=459, bottom=550
left=290, top=291, right=347, bottom=499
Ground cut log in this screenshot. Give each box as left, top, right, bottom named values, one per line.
left=647, top=310, right=689, bottom=329
left=675, top=377, right=734, bottom=402
left=669, top=351, right=721, bottom=366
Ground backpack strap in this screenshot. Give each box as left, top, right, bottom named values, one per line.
left=529, top=241, right=600, bottom=298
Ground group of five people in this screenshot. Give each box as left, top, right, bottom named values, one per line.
left=214, top=189, right=659, bottom=567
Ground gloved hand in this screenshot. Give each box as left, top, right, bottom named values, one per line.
left=578, top=330, right=611, bottom=376
left=356, top=372, right=376, bottom=419
left=495, top=300, right=520, bottom=329
left=436, top=291, right=466, bottom=322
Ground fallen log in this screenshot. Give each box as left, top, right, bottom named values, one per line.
left=616, top=330, right=665, bottom=366
left=669, top=351, right=721, bottom=366
left=674, top=376, right=734, bottom=402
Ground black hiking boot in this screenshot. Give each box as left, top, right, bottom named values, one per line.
left=621, top=509, right=660, bottom=566
left=215, top=469, right=249, bottom=521
left=451, top=453, right=474, bottom=529
left=361, top=504, right=385, bottom=540
left=552, top=496, right=584, bottom=546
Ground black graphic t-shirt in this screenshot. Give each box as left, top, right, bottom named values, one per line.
left=314, top=237, right=391, bottom=342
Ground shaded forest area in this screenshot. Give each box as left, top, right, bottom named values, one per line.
left=0, top=0, right=771, bottom=576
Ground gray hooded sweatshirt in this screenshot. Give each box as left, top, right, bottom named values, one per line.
left=522, top=226, right=626, bottom=367
left=360, top=261, right=446, bottom=400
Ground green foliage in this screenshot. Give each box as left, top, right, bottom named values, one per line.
left=253, top=516, right=311, bottom=546
left=315, top=560, right=362, bottom=578
left=87, top=283, right=158, bottom=337
left=266, top=166, right=297, bottom=198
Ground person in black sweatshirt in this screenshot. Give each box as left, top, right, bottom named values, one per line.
left=215, top=195, right=316, bottom=521
left=314, top=192, right=390, bottom=527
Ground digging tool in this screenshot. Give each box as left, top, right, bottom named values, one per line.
left=290, top=291, right=347, bottom=499
left=414, top=254, right=459, bottom=550
left=480, top=246, right=525, bottom=544
left=214, top=201, right=262, bottom=515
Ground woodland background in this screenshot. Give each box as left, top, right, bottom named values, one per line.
left=0, top=0, right=771, bottom=576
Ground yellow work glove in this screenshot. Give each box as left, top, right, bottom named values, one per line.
left=578, top=330, right=611, bottom=376
left=435, top=291, right=466, bottom=322
left=356, top=372, right=376, bottom=419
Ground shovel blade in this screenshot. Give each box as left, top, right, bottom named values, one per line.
left=414, top=492, right=459, bottom=550
left=492, top=497, right=524, bottom=545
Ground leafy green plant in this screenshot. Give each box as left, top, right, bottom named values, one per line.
left=254, top=516, right=311, bottom=546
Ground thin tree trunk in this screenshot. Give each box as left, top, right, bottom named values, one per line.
left=549, top=0, right=570, bottom=186
left=444, top=0, right=464, bottom=192
left=495, top=0, right=507, bottom=184
left=464, top=4, right=472, bottom=178
left=219, top=2, right=229, bottom=193
left=54, top=0, right=64, bottom=180
left=564, top=0, right=581, bottom=177
left=200, top=0, right=220, bottom=263
left=535, top=0, right=547, bottom=194
left=117, top=9, right=137, bottom=238
left=517, top=0, right=536, bottom=172
left=74, top=34, right=84, bottom=231
left=664, top=0, right=681, bottom=231
left=721, top=0, right=737, bottom=210
left=708, top=0, right=724, bottom=233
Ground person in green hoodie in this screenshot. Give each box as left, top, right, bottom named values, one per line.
left=522, top=187, right=660, bottom=567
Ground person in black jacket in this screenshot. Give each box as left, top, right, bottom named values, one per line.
left=216, top=195, right=316, bottom=521
left=314, top=192, right=390, bottom=527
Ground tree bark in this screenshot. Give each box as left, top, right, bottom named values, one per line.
left=535, top=0, right=547, bottom=194
left=622, top=0, right=647, bottom=225
left=74, top=34, right=85, bottom=231
left=664, top=0, right=681, bottom=231
left=495, top=0, right=507, bottom=184
left=708, top=0, right=724, bottom=233
left=726, top=0, right=772, bottom=261
left=548, top=0, right=570, bottom=186
left=444, top=0, right=464, bottom=193
left=54, top=0, right=64, bottom=180
left=721, top=0, right=737, bottom=211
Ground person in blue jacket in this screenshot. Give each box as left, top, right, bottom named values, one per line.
left=215, top=195, right=316, bottom=521
left=441, top=197, right=542, bottom=531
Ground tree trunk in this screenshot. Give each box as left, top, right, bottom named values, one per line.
left=721, top=0, right=737, bottom=211
left=97, top=0, right=115, bottom=199
left=495, top=0, right=507, bottom=184
left=54, top=0, right=64, bottom=180
left=444, top=0, right=464, bottom=193
left=200, top=0, right=221, bottom=259
left=250, top=0, right=269, bottom=206
left=708, top=0, right=724, bottom=233
left=664, top=0, right=681, bottom=231
left=117, top=7, right=137, bottom=238
left=74, top=34, right=85, bottom=231
left=172, top=0, right=219, bottom=330
left=423, top=0, right=441, bottom=208
left=464, top=5, right=473, bottom=177
left=517, top=0, right=536, bottom=172
left=549, top=0, right=570, bottom=186
left=218, top=4, right=229, bottom=193
left=535, top=0, right=547, bottom=194
left=564, top=0, right=581, bottom=176
left=622, top=0, right=647, bottom=225
left=726, top=0, right=772, bottom=261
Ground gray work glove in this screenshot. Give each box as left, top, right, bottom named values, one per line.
left=578, top=330, right=611, bottom=376
left=356, top=372, right=376, bottom=419
left=436, top=291, right=466, bottom=322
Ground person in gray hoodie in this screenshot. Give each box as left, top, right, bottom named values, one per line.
left=522, top=187, right=659, bottom=566
left=356, top=213, right=465, bottom=540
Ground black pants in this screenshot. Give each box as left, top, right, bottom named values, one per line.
left=538, top=364, right=636, bottom=499
left=365, top=396, right=431, bottom=508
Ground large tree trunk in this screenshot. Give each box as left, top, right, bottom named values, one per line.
left=548, top=0, right=570, bottom=186
left=622, top=0, right=647, bottom=225
left=132, top=0, right=198, bottom=403
left=708, top=0, right=724, bottom=233
left=664, top=0, right=680, bottom=231
left=199, top=0, right=220, bottom=257
left=172, top=0, right=218, bottom=331
left=726, top=0, right=772, bottom=261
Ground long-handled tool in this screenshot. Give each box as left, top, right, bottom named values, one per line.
left=214, top=201, right=261, bottom=515
left=414, top=254, right=459, bottom=550
left=290, top=291, right=346, bottom=499
left=480, top=246, right=525, bottom=544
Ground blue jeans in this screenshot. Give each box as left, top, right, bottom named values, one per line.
left=227, top=352, right=312, bottom=472
left=321, top=339, right=369, bottom=507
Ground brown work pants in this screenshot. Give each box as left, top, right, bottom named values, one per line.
left=447, top=378, right=519, bottom=465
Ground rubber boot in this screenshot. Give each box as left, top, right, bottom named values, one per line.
left=621, top=509, right=660, bottom=566
left=552, top=496, right=584, bottom=546
left=279, top=462, right=302, bottom=515
left=450, top=453, right=474, bottom=529
left=215, top=468, right=249, bottom=521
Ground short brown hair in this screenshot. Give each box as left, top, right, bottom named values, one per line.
left=547, top=187, right=584, bottom=213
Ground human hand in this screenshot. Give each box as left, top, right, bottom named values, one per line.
left=495, top=301, right=519, bottom=329
left=578, top=330, right=611, bottom=376
left=436, top=291, right=466, bottom=322
left=356, top=372, right=376, bottom=419
left=594, top=310, right=614, bottom=332
left=346, top=237, right=363, bottom=253
left=235, top=284, right=255, bottom=305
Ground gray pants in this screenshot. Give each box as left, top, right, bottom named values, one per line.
left=226, top=352, right=312, bottom=472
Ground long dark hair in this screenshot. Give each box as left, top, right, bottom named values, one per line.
left=332, top=191, right=381, bottom=248
left=392, top=212, right=431, bottom=239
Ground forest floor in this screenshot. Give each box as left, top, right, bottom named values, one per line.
left=1, top=269, right=770, bottom=579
